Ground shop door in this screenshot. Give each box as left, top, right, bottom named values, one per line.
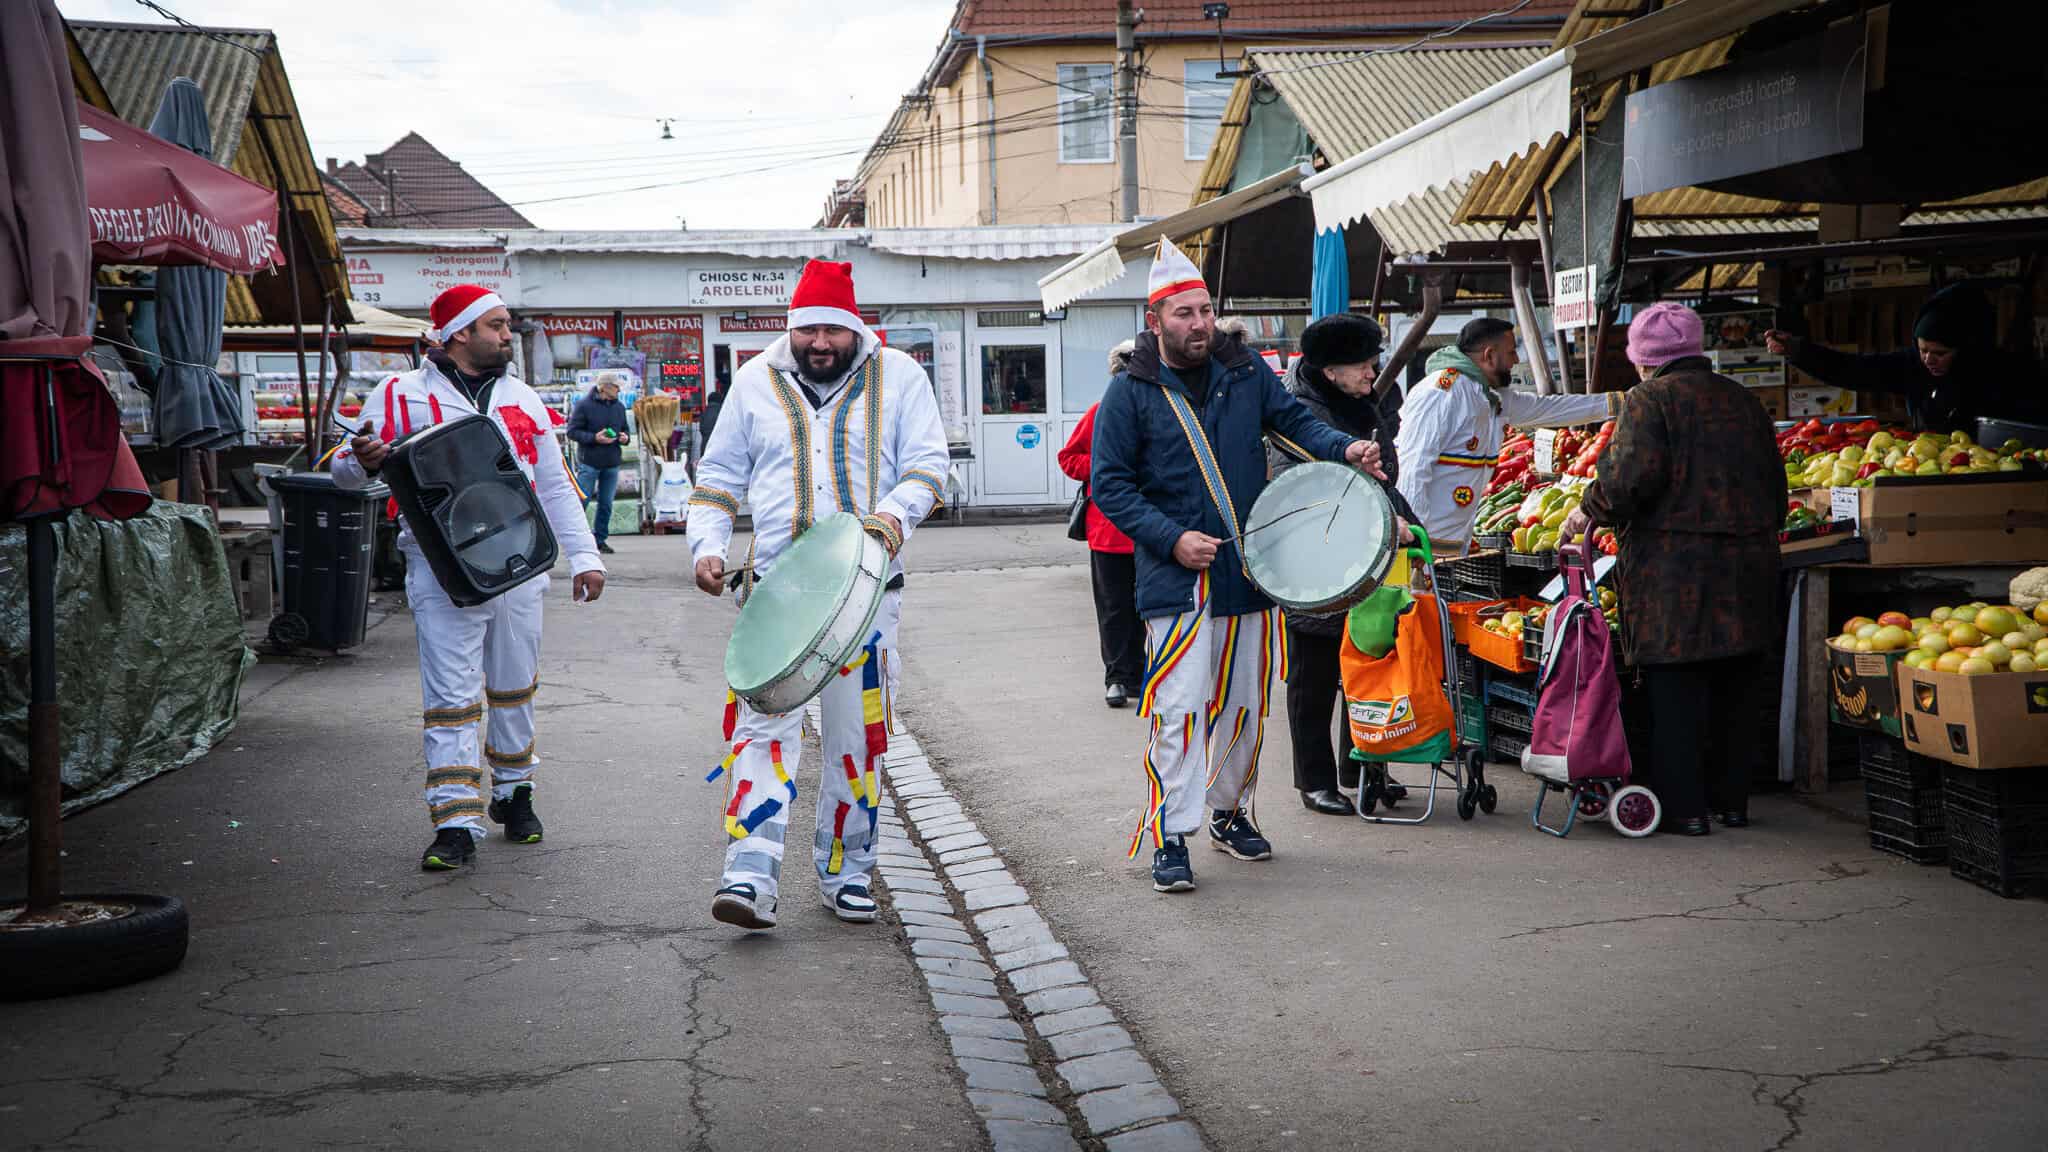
left=972, top=323, right=1059, bottom=505
left=710, top=333, right=779, bottom=400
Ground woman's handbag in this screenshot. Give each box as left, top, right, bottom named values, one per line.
left=1066, top=483, right=1090, bottom=542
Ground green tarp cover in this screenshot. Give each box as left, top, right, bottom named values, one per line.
left=1, top=502, right=253, bottom=838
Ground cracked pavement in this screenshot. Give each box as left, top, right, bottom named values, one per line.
left=1, top=535, right=978, bottom=1151
left=7, top=523, right=2048, bottom=1151
left=898, top=525, right=2048, bottom=1152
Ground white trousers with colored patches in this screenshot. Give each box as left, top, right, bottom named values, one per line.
left=1132, top=590, right=1280, bottom=851
left=409, top=561, right=546, bottom=837
left=718, top=591, right=900, bottom=902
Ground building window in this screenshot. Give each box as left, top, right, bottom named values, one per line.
left=1185, top=59, right=1233, bottom=161
left=1058, top=63, right=1114, bottom=164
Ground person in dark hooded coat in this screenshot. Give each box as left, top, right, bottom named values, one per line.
left=1766, top=282, right=2047, bottom=431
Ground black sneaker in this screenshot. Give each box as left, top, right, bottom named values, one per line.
left=421, top=827, right=475, bottom=871
left=712, top=882, right=778, bottom=930
left=1105, top=683, right=1129, bottom=709
left=598, top=541, right=616, bottom=554
left=824, top=882, right=878, bottom=923
left=488, top=784, right=544, bottom=843
left=1151, top=835, right=1196, bottom=892
left=1208, top=809, right=1273, bottom=862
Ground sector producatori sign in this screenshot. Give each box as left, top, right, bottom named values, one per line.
left=684, top=267, right=796, bottom=306
left=1552, top=264, right=1598, bottom=331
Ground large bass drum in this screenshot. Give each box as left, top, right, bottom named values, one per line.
left=725, top=513, right=889, bottom=715
left=1242, top=461, right=1398, bottom=614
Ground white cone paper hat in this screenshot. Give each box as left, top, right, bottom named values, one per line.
left=1147, top=235, right=1206, bottom=306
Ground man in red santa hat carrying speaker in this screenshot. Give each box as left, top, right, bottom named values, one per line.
left=689, top=259, right=950, bottom=929
left=334, top=284, right=606, bottom=871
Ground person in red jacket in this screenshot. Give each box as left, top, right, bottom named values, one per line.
left=1060, top=362, right=1144, bottom=708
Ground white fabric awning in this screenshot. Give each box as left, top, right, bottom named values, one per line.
left=1303, top=0, right=1809, bottom=235
left=1037, top=164, right=1312, bottom=310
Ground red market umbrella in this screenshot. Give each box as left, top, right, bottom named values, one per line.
left=78, top=103, right=280, bottom=277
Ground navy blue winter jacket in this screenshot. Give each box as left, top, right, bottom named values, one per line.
left=1091, top=331, right=1357, bottom=620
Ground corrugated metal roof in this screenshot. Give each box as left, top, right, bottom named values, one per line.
left=72, top=21, right=268, bottom=168
left=954, top=0, right=1575, bottom=37
left=1455, top=1, right=2048, bottom=229
left=1245, top=45, right=1547, bottom=255
left=72, top=20, right=349, bottom=325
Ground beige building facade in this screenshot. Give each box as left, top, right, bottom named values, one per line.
left=837, top=1, right=1574, bottom=230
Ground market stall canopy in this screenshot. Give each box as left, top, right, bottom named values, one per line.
left=81, top=103, right=278, bottom=275
left=1037, top=165, right=1312, bottom=311
left=1458, top=0, right=2048, bottom=231
left=224, top=300, right=431, bottom=350
left=1302, top=0, right=1810, bottom=236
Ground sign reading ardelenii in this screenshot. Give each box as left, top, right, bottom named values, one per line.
left=685, top=267, right=796, bottom=306
left=1620, top=17, right=1866, bottom=200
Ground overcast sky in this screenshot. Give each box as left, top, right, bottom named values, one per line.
left=62, top=0, right=955, bottom=231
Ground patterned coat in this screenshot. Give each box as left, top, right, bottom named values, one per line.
left=1581, top=357, right=1786, bottom=666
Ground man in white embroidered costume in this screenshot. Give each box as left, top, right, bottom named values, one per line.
left=688, top=260, right=950, bottom=929
left=1091, top=239, right=1383, bottom=894
left=334, top=284, right=606, bottom=871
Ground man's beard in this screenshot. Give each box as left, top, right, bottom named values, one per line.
left=1160, top=328, right=1211, bottom=369
left=796, top=342, right=857, bottom=385
left=464, top=341, right=512, bottom=374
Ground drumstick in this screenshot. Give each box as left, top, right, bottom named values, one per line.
left=1227, top=500, right=1329, bottom=544
left=1325, top=473, right=1358, bottom=543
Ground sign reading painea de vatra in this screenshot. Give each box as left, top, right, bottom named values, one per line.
left=1620, top=14, right=1867, bottom=200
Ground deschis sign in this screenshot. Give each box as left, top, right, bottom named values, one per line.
left=1620, top=17, right=1866, bottom=200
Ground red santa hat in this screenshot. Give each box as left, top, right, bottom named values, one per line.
left=429, top=284, right=506, bottom=343
left=787, top=260, right=865, bottom=333
left=1147, top=236, right=1206, bottom=306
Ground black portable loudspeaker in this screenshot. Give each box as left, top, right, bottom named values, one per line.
left=381, top=414, right=558, bottom=607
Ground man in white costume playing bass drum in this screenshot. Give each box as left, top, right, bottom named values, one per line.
left=334, top=284, right=606, bottom=872
left=688, top=259, right=950, bottom=930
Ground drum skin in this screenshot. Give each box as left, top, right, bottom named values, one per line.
left=1241, top=461, right=1396, bottom=614
left=725, top=513, right=889, bottom=715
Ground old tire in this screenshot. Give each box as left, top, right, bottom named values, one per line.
left=0, top=894, right=189, bottom=1000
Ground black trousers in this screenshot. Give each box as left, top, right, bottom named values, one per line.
left=1641, top=652, right=1767, bottom=823
left=1285, top=624, right=1352, bottom=793
left=1090, top=550, right=1145, bottom=690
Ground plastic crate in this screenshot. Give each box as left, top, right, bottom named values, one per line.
left=1487, top=730, right=1529, bottom=764
left=1440, top=551, right=1508, bottom=601
left=1455, top=649, right=1482, bottom=697
left=1858, top=734, right=1943, bottom=790
left=1870, top=828, right=1948, bottom=865
left=1505, top=550, right=1558, bottom=572
left=1941, top=766, right=2048, bottom=898
left=1448, top=598, right=1540, bottom=675
left=1522, top=623, right=1546, bottom=669
left=1457, top=689, right=1487, bottom=749
left=1487, top=703, right=1534, bottom=736
left=1474, top=532, right=1513, bottom=552
left=1485, top=675, right=1540, bottom=711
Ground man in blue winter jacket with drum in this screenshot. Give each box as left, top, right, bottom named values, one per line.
left=1090, top=237, right=1382, bottom=894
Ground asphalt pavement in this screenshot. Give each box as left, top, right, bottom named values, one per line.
left=5, top=522, right=2046, bottom=1151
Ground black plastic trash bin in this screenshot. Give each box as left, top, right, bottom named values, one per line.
left=268, top=471, right=388, bottom=650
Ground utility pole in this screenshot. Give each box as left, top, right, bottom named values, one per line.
left=1116, top=0, right=1139, bottom=223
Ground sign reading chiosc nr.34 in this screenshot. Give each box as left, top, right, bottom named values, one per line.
left=685, top=267, right=796, bottom=306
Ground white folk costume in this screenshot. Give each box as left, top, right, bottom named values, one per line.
left=332, top=286, right=602, bottom=840
left=688, top=261, right=949, bottom=922
left=1393, top=349, right=1618, bottom=549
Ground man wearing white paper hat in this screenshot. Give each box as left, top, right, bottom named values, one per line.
left=1090, top=238, right=1387, bottom=893
left=334, top=284, right=606, bottom=871
left=688, top=259, right=951, bottom=930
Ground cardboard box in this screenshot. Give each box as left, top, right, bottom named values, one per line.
left=1750, top=385, right=1788, bottom=421
left=1829, top=646, right=1906, bottom=736
left=1900, top=666, right=2048, bottom=770
left=1789, top=386, right=1853, bottom=418
left=1841, top=476, right=2048, bottom=566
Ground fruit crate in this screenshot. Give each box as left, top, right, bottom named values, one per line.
left=1485, top=674, right=1540, bottom=711
left=1522, top=620, right=1548, bottom=668
left=1860, top=736, right=1948, bottom=864
left=1457, top=687, right=1487, bottom=749
left=1487, top=729, right=1529, bottom=764
left=1448, top=597, right=1540, bottom=675
left=1454, top=649, right=1482, bottom=696
left=1487, top=703, right=1534, bottom=737
left=1505, top=550, right=1558, bottom=572
left=1941, top=766, right=2048, bottom=898
left=1474, top=532, right=1513, bottom=552
left=1439, top=550, right=1508, bottom=601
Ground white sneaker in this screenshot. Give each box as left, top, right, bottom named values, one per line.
left=712, top=883, right=777, bottom=930
left=824, top=883, right=878, bottom=923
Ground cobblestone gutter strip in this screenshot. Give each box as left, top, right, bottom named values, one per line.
left=872, top=730, right=1208, bottom=1152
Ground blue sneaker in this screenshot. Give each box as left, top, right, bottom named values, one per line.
left=1208, top=809, right=1273, bottom=862
left=1151, top=835, right=1196, bottom=892
left=712, top=882, right=777, bottom=930
left=824, top=882, right=878, bottom=924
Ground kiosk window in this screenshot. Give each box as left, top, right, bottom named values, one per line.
left=981, top=346, right=1046, bottom=415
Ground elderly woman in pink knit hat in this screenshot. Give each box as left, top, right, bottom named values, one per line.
left=1562, top=302, right=1788, bottom=837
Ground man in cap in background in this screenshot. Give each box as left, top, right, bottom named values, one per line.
left=1090, top=238, right=1384, bottom=894
left=335, top=284, right=606, bottom=871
